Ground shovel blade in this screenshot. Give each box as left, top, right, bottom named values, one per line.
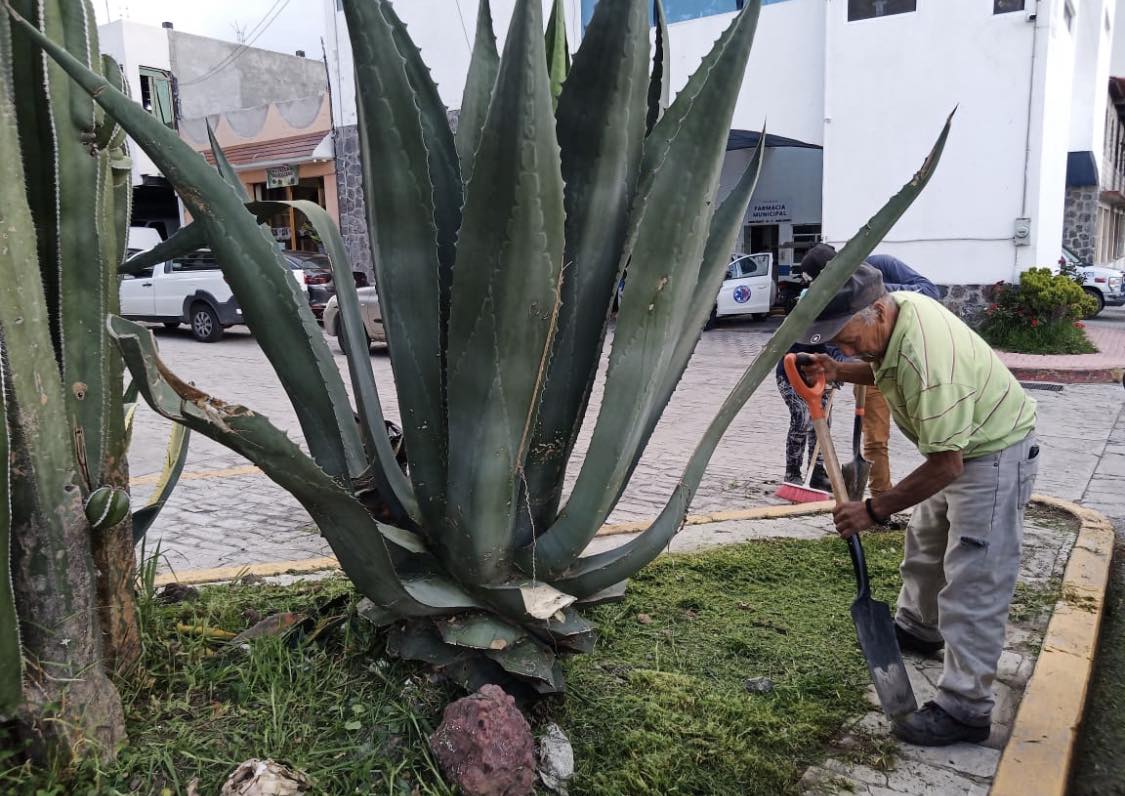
left=851, top=594, right=917, bottom=718
left=841, top=458, right=872, bottom=503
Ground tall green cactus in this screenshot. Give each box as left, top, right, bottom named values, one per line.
left=9, top=0, right=951, bottom=695
left=0, top=0, right=185, bottom=764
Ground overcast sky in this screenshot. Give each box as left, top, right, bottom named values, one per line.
left=93, top=0, right=327, bottom=59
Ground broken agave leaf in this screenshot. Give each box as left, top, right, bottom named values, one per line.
left=230, top=613, right=306, bottom=645
left=546, top=608, right=597, bottom=653
left=356, top=597, right=398, bottom=629
left=439, top=614, right=527, bottom=651
left=519, top=582, right=576, bottom=620
left=575, top=580, right=628, bottom=607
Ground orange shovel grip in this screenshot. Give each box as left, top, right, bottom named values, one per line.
left=783, top=353, right=827, bottom=421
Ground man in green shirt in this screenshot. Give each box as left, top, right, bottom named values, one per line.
left=799, top=265, right=1039, bottom=747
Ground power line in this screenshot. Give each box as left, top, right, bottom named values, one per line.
left=452, top=0, right=472, bottom=53
left=179, top=0, right=290, bottom=87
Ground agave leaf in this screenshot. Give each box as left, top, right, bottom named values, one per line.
left=546, top=608, right=596, bottom=652
left=575, top=580, right=628, bottom=606
left=554, top=114, right=955, bottom=598
left=445, top=0, right=565, bottom=584
left=545, top=0, right=569, bottom=109
left=380, top=0, right=461, bottom=345
left=0, top=355, right=21, bottom=716
left=400, top=574, right=484, bottom=612
left=121, top=222, right=207, bottom=275
left=439, top=614, right=527, bottom=650
left=205, top=120, right=249, bottom=200
left=247, top=199, right=419, bottom=525
left=343, top=0, right=450, bottom=526
left=8, top=8, right=366, bottom=481
left=485, top=638, right=562, bottom=689
left=527, top=2, right=763, bottom=576
left=387, top=621, right=468, bottom=667
left=455, top=0, right=499, bottom=184
left=379, top=524, right=428, bottom=555
left=646, top=0, right=670, bottom=135
left=612, top=131, right=767, bottom=502
left=130, top=421, right=189, bottom=543
left=516, top=0, right=650, bottom=544
left=106, top=316, right=426, bottom=612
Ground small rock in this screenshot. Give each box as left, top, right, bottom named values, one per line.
left=219, top=759, right=311, bottom=795
left=636, top=613, right=653, bottom=625
left=537, top=723, right=574, bottom=795
left=156, top=582, right=199, bottom=604
left=239, top=574, right=265, bottom=586
left=744, top=677, right=775, bottom=694
left=429, top=684, right=536, bottom=796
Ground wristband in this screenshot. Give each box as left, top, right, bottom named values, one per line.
left=865, top=498, right=886, bottom=526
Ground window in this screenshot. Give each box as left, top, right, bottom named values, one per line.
left=139, top=66, right=175, bottom=128
left=847, top=0, right=916, bottom=22
left=993, top=0, right=1024, bottom=13
left=170, top=252, right=219, bottom=273
left=728, top=254, right=770, bottom=279
left=581, top=0, right=767, bottom=28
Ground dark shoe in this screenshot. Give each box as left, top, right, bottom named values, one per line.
left=784, top=469, right=803, bottom=484
left=892, top=701, right=990, bottom=747
left=895, top=624, right=945, bottom=657
left=808, top=465, right=831, bottom=492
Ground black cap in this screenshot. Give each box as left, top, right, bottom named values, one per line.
left=800, top=264, right=886, bottom=344
left=800, top=243, right=837, bottom=279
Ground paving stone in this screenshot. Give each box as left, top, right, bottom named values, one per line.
left=882, top=760, right=989, bottom=795
left=894, top=742, right=1000, bottom=779
left=995, top=650, right=1027, bottom=686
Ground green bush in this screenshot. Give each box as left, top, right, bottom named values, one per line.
left=979, top=268, right=1098, bottom=355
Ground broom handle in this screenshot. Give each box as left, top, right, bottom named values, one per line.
left=804, top=390, right=834, bottom=486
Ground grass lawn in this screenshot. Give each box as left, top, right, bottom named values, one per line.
left=1, top=533, right=912, bottom=795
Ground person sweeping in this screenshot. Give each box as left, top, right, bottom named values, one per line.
left=798, top=265, right=1039, bottom=747
left=801, top=245, right=940, bottom=497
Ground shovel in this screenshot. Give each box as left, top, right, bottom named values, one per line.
left=841, top=386, right=872, bottom=502
left=783, top=354, right=917, bottom=718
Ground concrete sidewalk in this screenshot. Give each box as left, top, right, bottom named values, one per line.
left=999, top=305, right=1125, bottom=383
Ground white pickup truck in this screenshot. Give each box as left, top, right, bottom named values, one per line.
left=1061, top=247, right=1124, bottom=317
left=121, top=228, right=306, bottom=342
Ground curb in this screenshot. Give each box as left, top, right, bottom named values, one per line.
left=152, top=500, right=837, bottom=587
left=991, top=496, right=1115, bottom=796
left=1006, top=365, right=1125, bottom=385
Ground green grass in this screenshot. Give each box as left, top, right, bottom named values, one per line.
left=1, top=533, right=910, bottom=795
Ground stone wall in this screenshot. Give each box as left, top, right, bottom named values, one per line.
left=335, top=124, right=373, bottom=277
left=1063, top=186, right=1099, bottom=264
left=937, top=284, right=997, bottom=327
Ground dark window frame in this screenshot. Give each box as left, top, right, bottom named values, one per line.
left=847, top=0, right=917, bottom=22
left=993, top=0, right=1024, bottom=13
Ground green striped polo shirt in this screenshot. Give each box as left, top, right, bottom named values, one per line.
left=873, top=293, right=1036, bottom=459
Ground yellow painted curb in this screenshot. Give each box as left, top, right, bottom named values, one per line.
left=991, top=496, right=1115, bottom=796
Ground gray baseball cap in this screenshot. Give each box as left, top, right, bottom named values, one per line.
left=799, top=264, right=887, bottom=345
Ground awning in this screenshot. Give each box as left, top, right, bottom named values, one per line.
left=201, top=130, right=334, bottom=171
left=726, top=129, right=821, bottom=152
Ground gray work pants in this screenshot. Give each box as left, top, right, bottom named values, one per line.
left=894, top=433, right=1039, bottom=727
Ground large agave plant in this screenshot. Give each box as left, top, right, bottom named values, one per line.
left=7, top=0, right=949, bottom=694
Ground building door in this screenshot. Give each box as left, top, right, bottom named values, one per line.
left=746, top=224, right=779, bottom=264
left=254, top=175, right=327, bottom=252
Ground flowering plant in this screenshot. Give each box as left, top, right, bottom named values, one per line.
left=979, top=268, right=1097, bottom=354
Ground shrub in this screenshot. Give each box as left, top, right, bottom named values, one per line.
left=979, top=268, right=1098, bottom=355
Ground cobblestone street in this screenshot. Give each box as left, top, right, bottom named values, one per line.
left=129, top=313, right=1125, bottom=573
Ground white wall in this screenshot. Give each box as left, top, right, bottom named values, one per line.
left=324, top=0, right=580, bottom=127
left=664, top=0, right=825, bottom=145
left=1070, top=0, right=1113, bottom=161
left=822, top=0, right=1058, bottom=286
left=1113, top=0, right=1125, bottom=73
left=96, top=20, right=171, bottom=185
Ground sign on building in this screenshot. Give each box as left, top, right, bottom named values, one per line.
left=267, top=164, right=299, bottom=189
left=747, top=200, right=792, bottom=223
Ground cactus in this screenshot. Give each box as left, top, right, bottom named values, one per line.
left=9, top=0, right=951, bottom=694
left=0, top=0, right=185, bottom=763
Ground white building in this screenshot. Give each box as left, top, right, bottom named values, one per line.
left=324, top=0, right=1125, bottom=306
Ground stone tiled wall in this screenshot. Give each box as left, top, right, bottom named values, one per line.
left=1063, top=186, right=1099, bottom=265
left=937, top=284, right=998, bottom=327
left=335, top=124, right=373, bottom=277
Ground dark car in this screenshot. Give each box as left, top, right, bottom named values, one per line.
left=282, top=251, right=369, bottom=321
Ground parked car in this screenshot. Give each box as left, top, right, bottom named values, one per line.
left=282, top=250, right=369, bottom=321
left=119, top=240, right=307, bottom=342
left=704, top=252, right=775, bottom=329
left=1061, top=247, right=1124, bottom=317
left=323, top=286, right=387, bottom=353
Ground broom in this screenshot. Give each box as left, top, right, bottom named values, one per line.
left=775, top=389, right=835, bottom=504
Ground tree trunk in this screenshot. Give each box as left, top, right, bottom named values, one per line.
left=8, top=421, right=125, bottom=767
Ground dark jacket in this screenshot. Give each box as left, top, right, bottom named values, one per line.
left=865, top=255, right=940, bottom=300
